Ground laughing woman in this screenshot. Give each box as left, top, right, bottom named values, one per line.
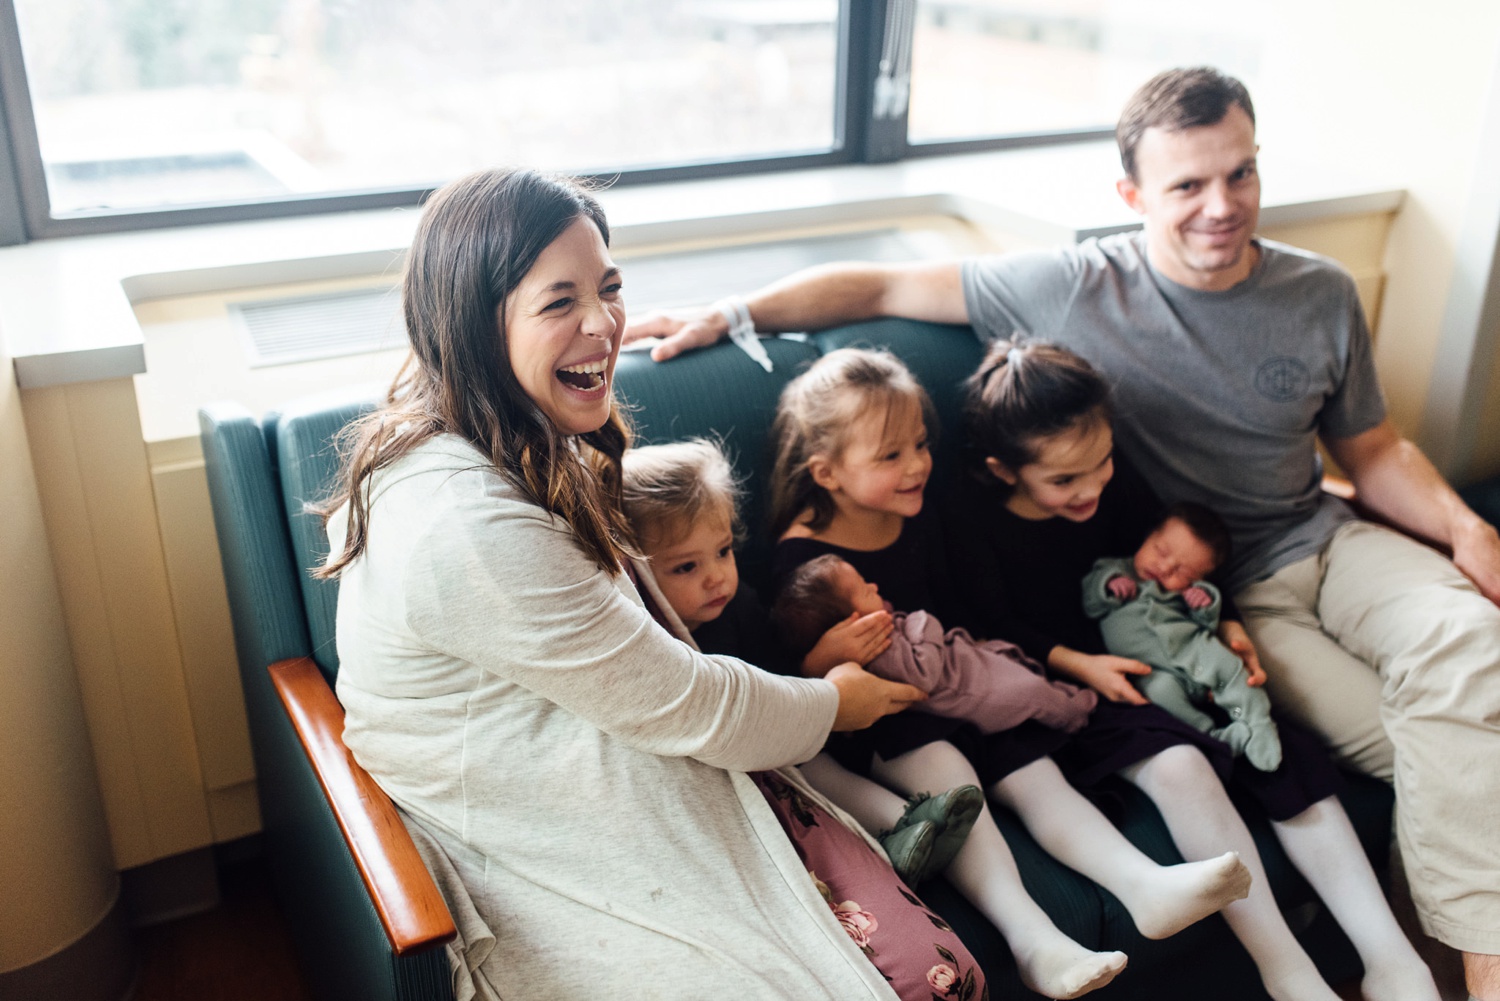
left=315, top=168, right=976, bottom=1000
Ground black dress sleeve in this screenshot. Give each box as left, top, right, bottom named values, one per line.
left=691, top=584, right=801, bottom=677
left=939, top=476, right=1068, bottom=663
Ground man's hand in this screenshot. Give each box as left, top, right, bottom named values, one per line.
left=803, top=610, right=894, bottom=677
left=827, top=662, right=927, bottom=731
left=622, top=307, right=729, bottom=362
left=1218, top=620, right=1267, bottom=686
left=1452, top=515, right=1500, bottom=605
left=1049, top=647, right=1151, bottom=705
left=1183, top=585, right=1212, bottom=610
left=1107, top=575, right=1138, bottom=601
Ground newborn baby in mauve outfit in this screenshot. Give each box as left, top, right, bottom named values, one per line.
left=775, top=554, right=1097, bottom=735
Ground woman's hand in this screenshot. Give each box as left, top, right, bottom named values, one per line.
left=802, top=610, right=894, bottom=677
left=1218, top=620, right=1267, bottom=686
left=1048, top=646, right=1151, bottom=705
left=826, top=662, right=927, bottom=731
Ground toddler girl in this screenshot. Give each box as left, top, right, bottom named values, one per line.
left=947, top=338, right=1438, bottom=1001
left=620, top=437, right=994, bottom=999
left=620, top=439, right=983, bottom=889
left=767, top=347, right=1253, bottom=1000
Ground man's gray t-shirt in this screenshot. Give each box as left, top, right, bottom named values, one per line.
left=961, top=230, right=1386, bottom=593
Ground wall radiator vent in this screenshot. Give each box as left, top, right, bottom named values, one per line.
left=231, top=285, right=404, bottom=368
left=231, top=228, right=932, bottom=368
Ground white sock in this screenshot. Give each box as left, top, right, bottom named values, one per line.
left=874, top=743, right=1127, bottom=998
left=796, top=752, right=907, bottom=834
left=993, top=757, right=1250, bottom=940
left=1270, top=798, right=1439, bottom=1001
left=1121, top=746, right=1341, bottom=1001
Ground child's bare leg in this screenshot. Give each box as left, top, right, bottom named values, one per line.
left=991, top=756, right=1250, bottom=939
left=1271, top=797, right=1438, bottom=1001
left=1120, top=745, right=1340, bottom=1001
left=874, top=743, right=1127, bottom=999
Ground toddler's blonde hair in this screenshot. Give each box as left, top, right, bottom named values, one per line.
left=768, top=348, right=935, bottom=539
left=621, top=438, right=742, bottom=551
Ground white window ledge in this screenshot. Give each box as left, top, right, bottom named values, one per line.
left=1, top=140, right=1402, bottom=390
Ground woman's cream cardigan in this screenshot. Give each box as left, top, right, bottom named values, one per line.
left=331, top=436, right=900, bottom=1000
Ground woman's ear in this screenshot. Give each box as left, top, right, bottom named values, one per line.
left=985, top=456, right=1017, bottom=485
left=809, top=455, right=840, bottom=492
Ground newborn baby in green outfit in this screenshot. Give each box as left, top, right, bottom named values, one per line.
left=1083, top=503, right=1282, bottom=771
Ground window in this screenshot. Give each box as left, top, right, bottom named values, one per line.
left=0, top=0, right=1264, bottom=241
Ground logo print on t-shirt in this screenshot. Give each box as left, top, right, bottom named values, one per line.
left=1254, top=357, right=1310, bottom=402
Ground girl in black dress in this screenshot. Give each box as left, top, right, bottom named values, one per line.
left=768, top=347, right=1255, bottom=1000
left=948, top=339, right=1437, bottom=1001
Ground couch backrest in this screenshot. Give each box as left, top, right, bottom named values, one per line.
left=206, top=319, right=986, bottom=684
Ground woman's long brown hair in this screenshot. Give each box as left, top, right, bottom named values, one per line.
left=315, top=168, right=633, bottom=578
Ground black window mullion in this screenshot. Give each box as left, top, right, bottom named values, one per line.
left=0, top=0, right=38, bottom=245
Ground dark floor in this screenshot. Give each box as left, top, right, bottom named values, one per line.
left=129, top=858, right=313, bottom=1001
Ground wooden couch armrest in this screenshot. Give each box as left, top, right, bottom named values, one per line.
left=269, top=656, right=457, bottom=955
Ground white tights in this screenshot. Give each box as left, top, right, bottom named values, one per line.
left=867, top=742, right=1248, bottom=999
left=1121, top=745, right=1438, bottom=1001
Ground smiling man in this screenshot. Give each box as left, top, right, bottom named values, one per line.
left=625, top=66, right=1500, bottom=998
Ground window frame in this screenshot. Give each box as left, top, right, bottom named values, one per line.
left=0, top=0, right=1112, bottom=246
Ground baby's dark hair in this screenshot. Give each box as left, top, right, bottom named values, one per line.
left=770, top=555, right=854, bottom=658
left=962, top=339, right=1112, bottom=480
left=1157, top=501, right=1232, bottom=570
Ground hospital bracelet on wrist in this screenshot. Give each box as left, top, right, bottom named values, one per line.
left=714, top=296, right=774, bottom=373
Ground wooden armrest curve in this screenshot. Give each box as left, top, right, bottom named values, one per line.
left=269, top=656, right=457, bottom=955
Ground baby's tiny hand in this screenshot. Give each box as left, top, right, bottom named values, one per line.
left=1183, top=585, right=1212, bottom=610
left=1107, top=575, right=1139, bottom=601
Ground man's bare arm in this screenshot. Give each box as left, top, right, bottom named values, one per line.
left=1325, top=419, right=1500, bottom=602
left=622, top=260, right=967, bottom=362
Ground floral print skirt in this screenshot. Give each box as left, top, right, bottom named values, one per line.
left=752, top=771, right=987, bottom=1001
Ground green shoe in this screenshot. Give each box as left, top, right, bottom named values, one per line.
left=878, top=819, right=936, bottom=886
left=896, top=785, right=984, bottom=880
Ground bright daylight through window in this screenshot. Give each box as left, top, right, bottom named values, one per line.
left=2, top=0, right=1262, bottom=229
left=13, top=0, right=840, bottom=215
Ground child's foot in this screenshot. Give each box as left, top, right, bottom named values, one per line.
left=1212, top=720, right=1252, bottom=757
left=878, top=819, right=935, bottom=887
left=1011, top=935, right=1128, bottom=999
left=1127, top=851, right=1252, bottom=939
left=895, top=785, right=984, bottom=881
left=1243, top=725, right=1283, bottom=772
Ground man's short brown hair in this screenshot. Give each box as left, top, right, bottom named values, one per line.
left=1116, top=67, right=1255, bottom=180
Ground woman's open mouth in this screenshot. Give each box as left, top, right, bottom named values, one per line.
left=557, top=358, right=608, bottom=391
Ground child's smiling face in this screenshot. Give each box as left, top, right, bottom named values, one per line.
left=644, top=508, right=738, bottom=631
left=811, top=396, right=932, bottom=522
left=993, top=416, right=1115, bottom=523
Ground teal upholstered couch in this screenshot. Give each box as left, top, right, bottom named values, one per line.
left=200, top=318, right=1393, bottom=1001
